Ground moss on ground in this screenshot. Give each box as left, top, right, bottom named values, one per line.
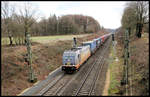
left=108, top=42, right=123, bottom=96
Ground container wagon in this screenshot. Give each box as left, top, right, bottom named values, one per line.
left=82, top=40, right=96, bottom=54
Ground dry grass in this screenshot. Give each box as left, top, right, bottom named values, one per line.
left=129, top=33, right=149, bottom=96
left=1, top=40, right=73, bottom=96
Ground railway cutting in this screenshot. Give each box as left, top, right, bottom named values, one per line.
left=21, top=34, right=112, bottom=96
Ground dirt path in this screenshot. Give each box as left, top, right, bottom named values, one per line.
left=102, top=68, right=110, bottom=96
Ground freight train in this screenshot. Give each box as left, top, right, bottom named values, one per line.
left=62, top=33, right=112, bottom=73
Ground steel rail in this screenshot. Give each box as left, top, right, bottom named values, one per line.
left=74, top=56, right=102, bottom=96
left=88, top=39, right=110, bottom=95
left=38, top=37, right=111, bottom=96
left=38, top=73, right=65, bottom=96
left=74, top=38, right=110, bottom=96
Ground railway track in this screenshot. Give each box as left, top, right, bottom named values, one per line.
left=73, top=38, right=111, bottom=96
left=59, top=37, right=111, bottom=96
left=41, top=48, right=102, bottom=96
left=38, top=50, right=100, bottom=96
left=23, top=37, right=111, bottom=96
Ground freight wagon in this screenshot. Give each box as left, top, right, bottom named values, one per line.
left=100, top=33, right=111, bottom=43
left=82, top=40, right=96, bottom=54
left=100, top=35, right=105, bottom=43
left=93, top=38, right=101, bottom=48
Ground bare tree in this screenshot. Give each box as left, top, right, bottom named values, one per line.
left=121, top=1, right=149, bottom=38
left=18, top=2, right=38, bottom=82
left=135, top=1, right=149, bottom=38
left=2, top=1, right=14, bottom=45
left=18, top=2, right=38, bottom=44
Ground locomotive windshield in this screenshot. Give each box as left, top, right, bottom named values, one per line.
left=63, top=55, right=75, bottom=65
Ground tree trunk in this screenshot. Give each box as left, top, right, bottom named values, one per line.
left=8, top=32, right=13, bottom=46
left=136, top=23, right=142, bottom=38
left=19, top=37, right=21, bottom=45
left=15, top=38, right=18, bottom=45
left=84, top=24, right=87, bottom=33
left=25, top=31, right=27, bottom=44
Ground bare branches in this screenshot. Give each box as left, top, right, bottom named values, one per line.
left=121, top=1, right=149, bottom=38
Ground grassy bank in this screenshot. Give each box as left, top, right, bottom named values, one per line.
left=108, top=33, right=149, bottom=96
left=1, top=34, right=91, bottom=45
left=107, top=41, right=124, bottom=96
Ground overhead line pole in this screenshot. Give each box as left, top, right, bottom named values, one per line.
left=124, top=28, right=130, bottom=96
left=25, top=32, right=37, bottom=82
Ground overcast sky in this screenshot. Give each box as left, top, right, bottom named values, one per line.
left=8, top=1, right=127, bottom=29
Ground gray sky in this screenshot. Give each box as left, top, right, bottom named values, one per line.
left=8, top=1, right=127, bottom=29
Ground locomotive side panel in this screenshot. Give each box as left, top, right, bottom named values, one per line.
left=79, top=46, right=91, bottom=66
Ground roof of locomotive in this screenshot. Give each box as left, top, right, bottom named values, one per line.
left=63, top=45, right=90, bottom=55
left=63, top=49, right=79, bottom=56
left=63, top=47, right=81, bottom=55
